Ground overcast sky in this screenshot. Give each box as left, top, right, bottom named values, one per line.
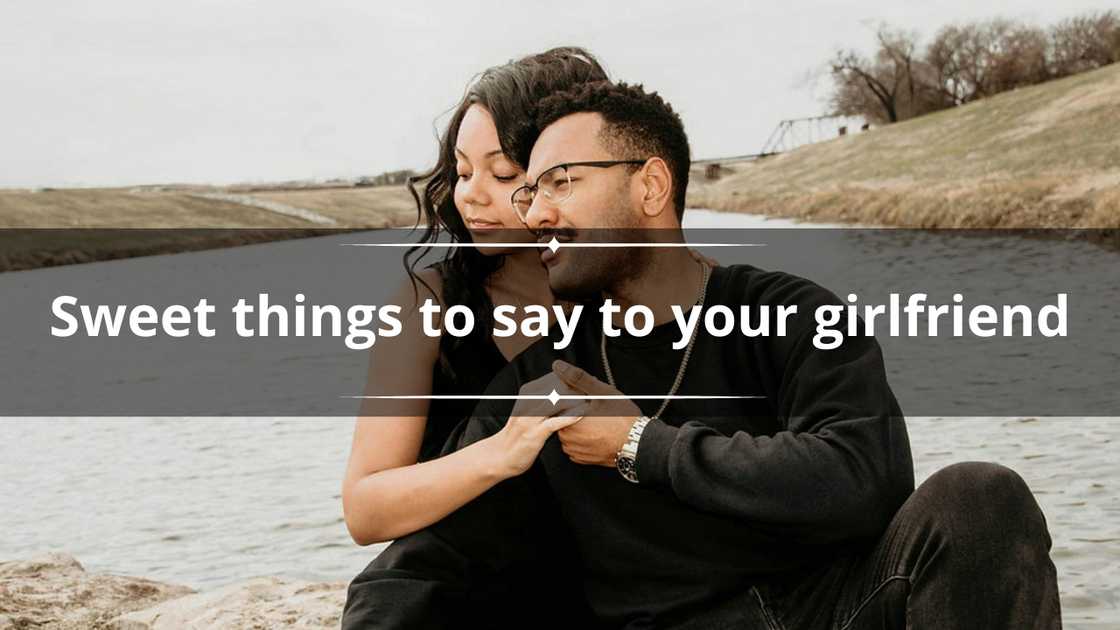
left=1, top=1, right=1110, bottom=188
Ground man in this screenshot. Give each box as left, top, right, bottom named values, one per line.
left=344, top=81, right=1061, bottom=629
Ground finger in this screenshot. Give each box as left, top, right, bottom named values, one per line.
left=520, top=372, right=560, bottom=395
left=518, top=392, right=586, bottom=420
left=544, top=396, right=590, bottom=417
left=545, top=414, right=584, bottom=433
left=552, top=360, right=615, bottom=395
left=544, top=402, right=589, bottom=430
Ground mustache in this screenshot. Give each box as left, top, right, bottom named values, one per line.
left=532, top=227, right=656, bottom=243
left=532, top=227, right=579, bottom=241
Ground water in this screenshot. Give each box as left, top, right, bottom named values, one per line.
left=1, top=210, right=1117, bottom=627
left=1, top=418, right=365, bottom=587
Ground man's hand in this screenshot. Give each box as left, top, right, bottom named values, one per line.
left=552, top=360, right=642, bottom=467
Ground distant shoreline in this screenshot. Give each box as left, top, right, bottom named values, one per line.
left=0, top=184, right=419, bottom=272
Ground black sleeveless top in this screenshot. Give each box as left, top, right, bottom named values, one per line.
left=358, top=262, right=604, bottom=623
left=416, top=265, right=509, bottom=462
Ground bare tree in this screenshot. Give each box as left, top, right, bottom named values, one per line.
left=924, top=24, right=973, bottom=107
left=1050, top=10, right=1120, bottom=77
left=829, top=26, right=925, bottom=123
left=992, top=23, right=1051, bottom=91
left=824, top=11, right=1118, bottom=126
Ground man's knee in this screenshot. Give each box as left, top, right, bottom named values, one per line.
left=924, top=461, right=1034, bottom=510
left=917, top=461, right=1051, bottom=551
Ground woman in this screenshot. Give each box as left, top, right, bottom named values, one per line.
left=341, top=49, right=712, bottom=628
left=341, top=47, right=608, bottom=547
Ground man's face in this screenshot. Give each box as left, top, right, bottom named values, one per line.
left=522, top=113, right=645, bottom=299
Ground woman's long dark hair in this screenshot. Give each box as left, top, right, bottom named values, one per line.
left=405, top=47, right=608, bottom=379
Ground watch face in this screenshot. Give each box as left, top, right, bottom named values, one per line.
left=617, top=457, right=635, bottom=475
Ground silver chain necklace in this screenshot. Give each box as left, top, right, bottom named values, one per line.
left=601, top=261, right=711, bottom=420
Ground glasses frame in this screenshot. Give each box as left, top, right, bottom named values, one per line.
left=510, top=159, right=647, bottom=222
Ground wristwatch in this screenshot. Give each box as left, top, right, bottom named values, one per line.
left=615, top=416, right=651, bottom=483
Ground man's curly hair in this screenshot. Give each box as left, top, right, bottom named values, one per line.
left=528, top=81, right=691, bottom=218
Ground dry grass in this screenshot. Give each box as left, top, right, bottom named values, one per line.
left=0, top=185, right=417, bottom=229
left=249, top=186, right=418, bottom=227
left=688, top=63, right=1120, bottom=234
left=0, top=185, right=420, bottom=271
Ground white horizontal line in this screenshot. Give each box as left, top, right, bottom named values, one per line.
left=343, top=394, right=763, bottom=401
left=340, top=242, right=765, bottom=248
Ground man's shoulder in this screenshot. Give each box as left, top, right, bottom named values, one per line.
left=716, top=263, right=842, bottom=310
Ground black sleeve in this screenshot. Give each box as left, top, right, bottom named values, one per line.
left=634, top=271, right=915, bottom=544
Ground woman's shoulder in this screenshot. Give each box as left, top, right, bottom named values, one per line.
left=388, top=265, right=445, bottom=311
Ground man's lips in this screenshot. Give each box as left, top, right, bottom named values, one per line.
left=537, top=233, right=573, bottom=266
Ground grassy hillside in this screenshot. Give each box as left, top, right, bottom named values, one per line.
left=689, top=63, right=1120, bottom=231
left=0, top=185, right=415, bottom=229
left=0, top=184, right=417, bottom=271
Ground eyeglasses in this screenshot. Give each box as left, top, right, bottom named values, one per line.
left=510, top=160, right=647, bottom=222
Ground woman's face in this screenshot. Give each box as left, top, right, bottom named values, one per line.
left=453, top=104, right=534, bottom=253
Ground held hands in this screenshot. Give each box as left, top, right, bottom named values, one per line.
left=551, top=360, right=642, bottom=468
left=489, top=359, right=642, bottom=478
left=490, top=372, right=588, bottom=480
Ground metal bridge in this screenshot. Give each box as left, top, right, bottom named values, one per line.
left=693, top=115, right=869, bottom=165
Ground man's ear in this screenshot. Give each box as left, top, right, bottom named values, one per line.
left=636, top=157, right=673, bottom=218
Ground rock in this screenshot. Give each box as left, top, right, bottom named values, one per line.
left=0, top=553, right=194, bottom=629
left=0, top=554, right=347, bottom=630
left=113, top=576, right=346, bottom=629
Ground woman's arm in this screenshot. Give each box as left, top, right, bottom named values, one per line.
left=342, top=269, right=472, bottom=545
left=343, top=415, right=511, bottom=545
left=341, top=270, right=583, bottom=545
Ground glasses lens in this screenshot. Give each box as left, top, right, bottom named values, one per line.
left=539, top=166, right=572, bottom=204
left=511, top=186, right=533, bottom=219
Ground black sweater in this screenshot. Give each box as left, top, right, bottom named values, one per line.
left=343, top=264, right=914, bottom=630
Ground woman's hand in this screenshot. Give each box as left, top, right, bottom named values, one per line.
left=487, top=372, right=588, bottom=480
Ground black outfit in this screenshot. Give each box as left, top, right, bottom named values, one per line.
left=416, top=312, right=508, bottom=463
left=343, top=264, right=598, bottom=630
left=344, top=265, right=1060, bottom=629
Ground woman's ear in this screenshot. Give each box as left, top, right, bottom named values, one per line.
left=637, top=158, right=673, bottom=218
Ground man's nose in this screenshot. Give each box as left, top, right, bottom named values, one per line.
left=523, top=193, right=558, bottom=230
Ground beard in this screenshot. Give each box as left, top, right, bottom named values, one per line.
left=542, top=187, right=650, bottom=300
left=548, top=243, right=646, bottom=301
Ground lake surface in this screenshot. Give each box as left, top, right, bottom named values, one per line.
left=1, top=210, right=1117, bottom=628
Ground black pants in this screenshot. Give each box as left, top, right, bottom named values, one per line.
left=343, top=457, right=603, bottom=630
left=674, top=462, right=1061, bottom=630
left=343, top=462, right=1060, bottom=629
